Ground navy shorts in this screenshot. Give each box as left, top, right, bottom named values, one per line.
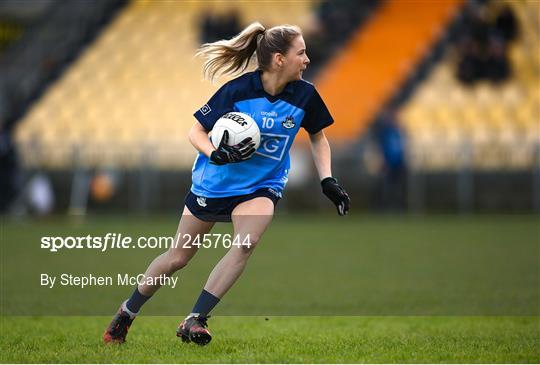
left=184, top=188, right=281, bottom=222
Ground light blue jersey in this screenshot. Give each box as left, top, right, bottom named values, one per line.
left=192, top=70, right=333, bottom=198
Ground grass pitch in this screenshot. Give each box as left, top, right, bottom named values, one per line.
left=1, top=316, right=539, bottom=363
left=1, top=214, right=539, bottom=362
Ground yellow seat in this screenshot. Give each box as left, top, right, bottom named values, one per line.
left=400, top=0, right=539, bottom=170
left=14, top=0, right=314, bottom=169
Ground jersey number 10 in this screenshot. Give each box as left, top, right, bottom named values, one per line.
left=262, top=117, right=274, bottom=129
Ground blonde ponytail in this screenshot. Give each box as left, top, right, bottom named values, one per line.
left=196, top=22, right=265, bottom=81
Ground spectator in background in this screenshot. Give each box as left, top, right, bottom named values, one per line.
left=372, top=108, right=408, bottom=212
left=303, top=0, right=380, bottom=77
left=200, top=9, right=241, bottom=44
left=456, top=39, right=483, bottom=84
left=0, top=129, right=20, bottom=213
left=494, top=4, right=518, bottom=43
left=456, top=1, right=518, bottom=85
left=484, top=34, right=510, bottom=82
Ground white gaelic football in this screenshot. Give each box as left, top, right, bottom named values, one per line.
left=211, top=112, right=260, bottom=150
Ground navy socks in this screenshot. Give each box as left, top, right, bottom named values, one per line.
left=191, top=289, right=220, bottom=317
left=125, top=288, right=219, bottom=318
left=125, top=287, right=151, bottom=314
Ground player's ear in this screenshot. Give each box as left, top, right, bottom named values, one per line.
left=274, top=53, right=284, bottom=68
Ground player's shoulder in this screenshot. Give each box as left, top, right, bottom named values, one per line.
left=222, top=71, right=256, bottom=91
left=291, top=78, right=316, bottom=96
left=296, top=78, right=315, bottom=89
left=216, top=71, right=257, bottom=100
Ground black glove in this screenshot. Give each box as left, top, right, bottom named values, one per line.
left=321, top=177, right=350, bottom=216
left=210, top=130, right=256, bottom=165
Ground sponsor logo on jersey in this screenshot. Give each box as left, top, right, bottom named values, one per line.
left=196, top=196, right=207, bottom=207
left=255, top=133, right=290, bottom=161
left=282, top=115, right=295, bottom=129
left=199, top=104, right=211, bottom=115
left=261, top=111, right=278, bottom=117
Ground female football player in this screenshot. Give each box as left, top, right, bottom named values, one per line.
left=104, top=22, right=350, bottom=346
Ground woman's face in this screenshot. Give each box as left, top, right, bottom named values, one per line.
left=281, top=36, right=310, bottom=81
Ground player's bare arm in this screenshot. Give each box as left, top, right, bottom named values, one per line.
left=188, top=122, right=215, bottom=158
left=309, top=130, right=332, bottom=180
left=310, top=130, right=350, bottom=216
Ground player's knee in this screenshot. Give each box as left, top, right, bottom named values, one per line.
left=241, top=234, right=261, bottom=252
left=168, top=255, right=190, bottom=271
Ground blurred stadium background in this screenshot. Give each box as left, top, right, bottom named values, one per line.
left=1, top=2, right=539, bottom=362
left=0, top=0, right=539, bottom=216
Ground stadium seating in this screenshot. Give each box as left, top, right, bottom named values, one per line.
left=14, top=0, right=538, bottom=172
left=400, top=0, right=539, bottom=170
left=14, top=0, right=314, bottom=169
left=314, top=0, right=464, bottom=142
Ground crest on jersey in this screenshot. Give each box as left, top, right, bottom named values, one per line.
left=281, top=115, right=295, bottom=129
left=197, top=196, right=207, bottom=207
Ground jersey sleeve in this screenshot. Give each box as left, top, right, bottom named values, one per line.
left=193, top=83, right=235, bottom=131
left=301, top=88, right=334, bottom=134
